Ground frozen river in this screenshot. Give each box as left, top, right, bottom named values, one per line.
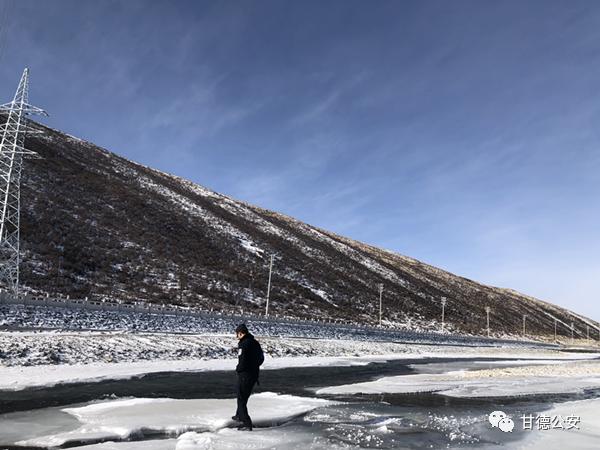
left=1, top=357, right=599, bottom=449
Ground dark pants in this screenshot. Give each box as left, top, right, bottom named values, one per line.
left=235, top=372, right=257, bottom=427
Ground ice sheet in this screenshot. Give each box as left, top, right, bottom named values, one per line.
left=317, top=360, right=600, bottom=398
left=15, top=392, right=334, bottom=448
left=70, top=440, right=177, bottom=450
left=470, top=359, right=576, bottom=366
left=516, top=398, right=600, bottom=449
left=317, top=376, right=600, bottom=398
left=407, top=359, right=578, bottom=376
left=175, top=427, right=335, bottom=450
left=66, top=426, right=347, bottom=450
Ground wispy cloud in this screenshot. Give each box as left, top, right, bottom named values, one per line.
left=2, top=0, right=599, bottom=321
left=287, top=71, right=368, bottom=128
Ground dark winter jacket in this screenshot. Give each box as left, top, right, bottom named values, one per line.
left=236, top=333, right=264, bottom=376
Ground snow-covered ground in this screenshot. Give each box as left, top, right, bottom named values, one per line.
left=0, top=329, right=581, bottom=368
left=1, top=329, right=595, bottom=391
left=0, top=330, right=424, bottom=367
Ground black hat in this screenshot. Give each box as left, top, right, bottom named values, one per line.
left=235, top=323, right=249, bottom=334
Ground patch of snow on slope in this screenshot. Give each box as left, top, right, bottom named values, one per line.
left=239, top=238, right=264, bottom=257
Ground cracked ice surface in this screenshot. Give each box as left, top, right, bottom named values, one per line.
left=175, top=427, right=348, bottom=450
left=516, top=397, right=600, bottom=449
left=61, top=426, right=350, bottom=450
left=12, top=393, right=334, bottom=448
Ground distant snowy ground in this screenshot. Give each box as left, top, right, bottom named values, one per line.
left=0, top=330, right=597, bottom=391
left=0, top=331, right=420, bottom=367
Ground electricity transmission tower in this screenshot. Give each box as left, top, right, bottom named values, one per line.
left=0, top=68, right=47, bottom=296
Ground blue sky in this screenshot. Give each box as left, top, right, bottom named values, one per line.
left=1, top=0, right=599, bottom=320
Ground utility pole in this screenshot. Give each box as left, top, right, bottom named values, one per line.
left=571, top=322, right=574, bottom=344
left=178, top=270, right=187, bottom=303
left=440, top=297, right=447, bottom=332
left=0, top=68, right=47, bottom=296
left=587, top=325, right=590, bottom=341
left=554, top=318, right=558, bottom=342
left=55, top=254, right=63, bottom=293
left=485, top=306, right=491, bottom=337
left=265, top=254, right=274, bottom=318
left=522, top=314, right=527, bottom=337
left=378, top=283, right=383, bottom=327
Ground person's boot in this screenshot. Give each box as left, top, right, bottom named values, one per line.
left=237, top=423, right=253, bottom=431
left=231, top=415, right=241, bottom=421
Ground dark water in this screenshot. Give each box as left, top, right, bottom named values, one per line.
left=1, top=357, right=599, bottom=449
left=2, top=357, right=579, bottom=414
left=0, top=357, right=441, bottom=414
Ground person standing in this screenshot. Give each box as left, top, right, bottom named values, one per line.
left=232, top=323, right=264, bottom=431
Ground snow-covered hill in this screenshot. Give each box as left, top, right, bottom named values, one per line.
left=14, top=120, right=599, bottom=338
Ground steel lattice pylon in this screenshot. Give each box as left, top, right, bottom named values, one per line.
left=0, top=68, right=47, bottom=296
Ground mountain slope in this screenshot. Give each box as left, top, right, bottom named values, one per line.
left=14, top=120, right=598, bottom=339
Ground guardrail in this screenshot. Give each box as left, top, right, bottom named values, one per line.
left=0, top=292, right=558, bottom=349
